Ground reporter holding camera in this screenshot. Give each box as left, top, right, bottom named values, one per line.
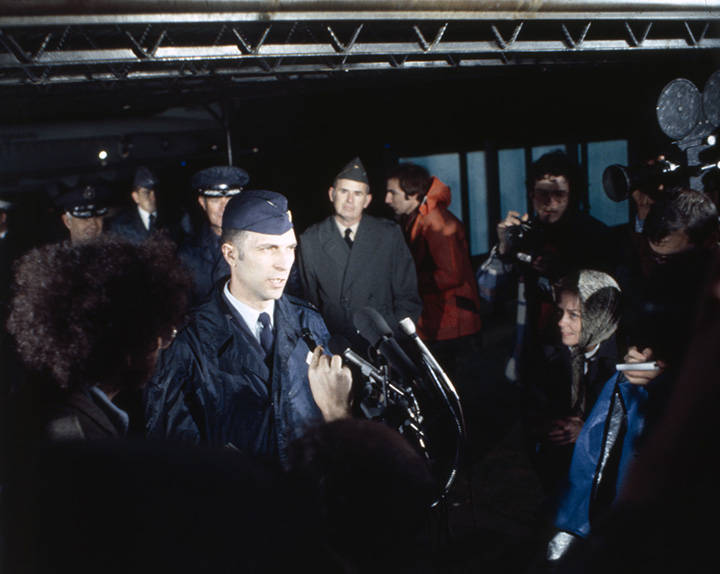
left=477, top=150, right=611, bottom=386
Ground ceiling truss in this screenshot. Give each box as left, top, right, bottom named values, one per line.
left=1, top=6, right=718, bottom=89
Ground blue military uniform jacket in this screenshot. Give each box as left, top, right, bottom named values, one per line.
left=144, top=287, right=330, bottom=466
left=178, top=224, right=230, bottom=306
left=105, top=207, right=153, bottom=244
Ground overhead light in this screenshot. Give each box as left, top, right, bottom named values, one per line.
left=98, top=149, right=108, bottom=160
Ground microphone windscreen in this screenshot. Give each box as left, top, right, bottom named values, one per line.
left=398, top=317, right=416, bottom=336
left=328, top=334, right=352, bottom=356
left=353, top=307, right=392, bottom=346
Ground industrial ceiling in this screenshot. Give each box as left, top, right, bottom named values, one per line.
left=1, top=1, right=718, bottom=111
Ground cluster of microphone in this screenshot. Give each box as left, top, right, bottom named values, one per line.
left=329, top=307, right=467, bottom=503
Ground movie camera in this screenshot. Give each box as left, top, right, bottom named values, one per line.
left=603, top=69, right=720, bottom=201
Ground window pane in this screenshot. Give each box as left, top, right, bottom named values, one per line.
left=531, top=145, right=565, bottom=161
left=499, top=148, right=526, bottom=217
left=402, top=153, right=463, bottom=220
left=587, top=140, right=629, bottom=226
left=467, top=151, right=488, bottom=255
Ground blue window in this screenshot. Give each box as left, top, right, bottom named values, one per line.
left=587, top=140, right=629, bottom=226
left=401, top=153, right=463, bottom=220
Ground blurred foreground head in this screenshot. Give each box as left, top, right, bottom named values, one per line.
left=7, top=236, right=190, bottom=394
left=288, top=418, right=438, bottom=569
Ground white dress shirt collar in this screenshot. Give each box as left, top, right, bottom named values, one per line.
left=223, top=282, right=274, bottom=342
left=137, top=205, right=157, bottom=231
left=334, top=218, right=360, bottom=241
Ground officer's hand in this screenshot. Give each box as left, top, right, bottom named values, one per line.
left=497, top=211, right=529, bottom=255
left=308, top=346, right=352, bottom=421
left=623, top=346, right=665, bottom=386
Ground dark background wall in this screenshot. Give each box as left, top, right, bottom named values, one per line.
left=1, top=55, right=717, bottom=246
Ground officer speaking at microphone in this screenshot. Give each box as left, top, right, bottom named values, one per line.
left=145, top=190, right=351, bottom=466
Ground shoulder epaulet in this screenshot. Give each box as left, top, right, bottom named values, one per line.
left=285, top=294, right=320, bottom=312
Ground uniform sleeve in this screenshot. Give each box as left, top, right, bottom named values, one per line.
left=143, top=338, right=203, bottom=444
left=390, top=224, right=423, bottom=324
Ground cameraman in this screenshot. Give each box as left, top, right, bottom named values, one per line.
left=477, top=150, right=611, bottom=385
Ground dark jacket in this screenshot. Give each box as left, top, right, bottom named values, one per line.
left=531, top=336, right=619, bottom=423
left=8, top=383, right=128, bottom=444
left=43, top=386, right=129, bottom=441
left=144, top=287, right=329, bottom=466
left=105, top=206, right=153, bottom=244
left=298, top=214, right=422, bottom=343
left=178, top=224, right=230, bottom=306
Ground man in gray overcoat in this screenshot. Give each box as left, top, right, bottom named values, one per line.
left=298, top=157, right=422, bottom=346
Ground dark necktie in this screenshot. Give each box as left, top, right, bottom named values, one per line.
left=258, top=312, right=274, bottom=357
left=148, top=213, right=157, bottom=232
left=344, top=227, right=353, bottom=249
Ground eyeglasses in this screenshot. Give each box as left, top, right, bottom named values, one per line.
left=533, top=188, right=569, bottom=202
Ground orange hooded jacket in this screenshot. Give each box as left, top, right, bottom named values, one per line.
left=405, top=177, right=483, bottom=341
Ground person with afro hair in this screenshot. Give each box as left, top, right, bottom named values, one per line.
left=6, top=235, right=191, bottom=442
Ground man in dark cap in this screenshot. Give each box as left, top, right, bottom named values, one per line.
left=297, top=157, right=422, bottom=345
left=105, top=166, right=167, bottom=244
left=55, top=183, right=110, bottom=244
left=145, top=190, right=352, bottom=465
left=178, top=165, right=250, bottom=305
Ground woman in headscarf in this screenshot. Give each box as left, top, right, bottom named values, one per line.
left=529, top=269, right=622, bottom=494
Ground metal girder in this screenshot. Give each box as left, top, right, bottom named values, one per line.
left=0, top=2, right=718, bottom=89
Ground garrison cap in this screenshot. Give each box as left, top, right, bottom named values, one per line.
left=133, top=166, right=158, bottom=190
left=222, top=190, right=293, bottom=235
left=335, top=157, right=369, bottom=185
left=55, top=183, right=110, bottom=218
left=191, top=166, right=249, bottom=197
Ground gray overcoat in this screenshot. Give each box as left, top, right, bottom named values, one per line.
left=298, top=214, right=422, bottom=342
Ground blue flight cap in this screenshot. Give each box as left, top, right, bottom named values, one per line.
left=55, top=183, right=110, bottom=218
left=133, top=166, right=157, bottom=190
left=222, top=190, right=293, bottom=235
left=191, top=166, right=249, bottom=197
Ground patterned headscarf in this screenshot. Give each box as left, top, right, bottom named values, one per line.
left=555, top=269, right=622, bottom=415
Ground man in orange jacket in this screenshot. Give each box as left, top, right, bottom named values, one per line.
left=385, top=163, right=483, bottom=381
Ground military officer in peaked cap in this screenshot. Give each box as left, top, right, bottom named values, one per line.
left=105, top=166, right=170, bottom=244
left=55, top=183, right=110, bottom=244
left=178, top=165, right=250, bottom=306
left=297, top=157, right=422, bottom=346
left=146, top=190, right=351, bottom=465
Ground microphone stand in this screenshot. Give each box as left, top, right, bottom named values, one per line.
left=340, top=345, right=429, bottom=456
left=398, top=318, right=468, bottom=506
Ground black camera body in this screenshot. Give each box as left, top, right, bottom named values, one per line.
left=602, top=69, right=720, bottom=202
left=504, top=219, right=544, bottom=263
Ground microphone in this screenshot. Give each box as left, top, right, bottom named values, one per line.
left=328, top=334, right=384, bottom=384
left=399, top=317, right=460, bottom=402
left=352, top=307, right=421, bottom=382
